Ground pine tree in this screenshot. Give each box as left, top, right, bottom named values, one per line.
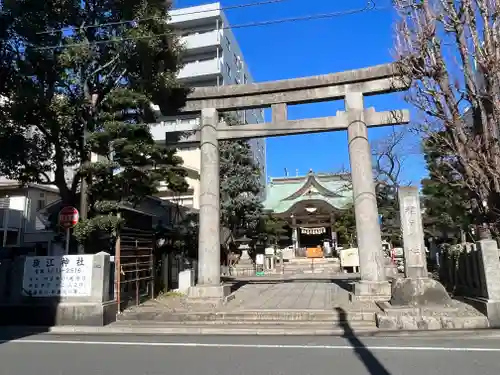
left=0, top=1, right=189, bottom=243
left=219, top=116, right=264, bottom=239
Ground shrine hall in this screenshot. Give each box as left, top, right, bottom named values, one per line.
left=263, top=170, right=353, bottom=255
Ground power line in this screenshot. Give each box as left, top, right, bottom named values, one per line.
left=32, top=1, right=378, bottom=51
left=35, top=0, right=295, bottom=35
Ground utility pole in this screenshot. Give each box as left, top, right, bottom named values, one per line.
left=78, top=120, right=89, bottom=255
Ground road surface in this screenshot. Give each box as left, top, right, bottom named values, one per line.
left=1, top=331, right=500, bottom=375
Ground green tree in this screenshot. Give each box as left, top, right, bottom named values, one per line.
left=0, top=0, right=189, bottom=243
left=335, top=205, right=356, bottom=247
left=255, top=214, right=289, bottom=247
left=219, top=115, right=264, bottom=239
left=421, top=132, right=474, bottom=241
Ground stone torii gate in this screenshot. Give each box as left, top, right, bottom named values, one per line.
left=167, top=63, right=409, bottom=303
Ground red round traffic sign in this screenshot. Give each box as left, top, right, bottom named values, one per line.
left=58, top=206, right=79, bottom=229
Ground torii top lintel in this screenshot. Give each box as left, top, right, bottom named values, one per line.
left=180, top=62, right=409, bottom=113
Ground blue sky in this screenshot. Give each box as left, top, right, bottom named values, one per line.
left=175, top=0, right=427, bottom=184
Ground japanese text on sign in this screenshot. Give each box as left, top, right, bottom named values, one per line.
left=22, top=255, right=93, bottom=297
left=403, top=196, right=418, bottom=237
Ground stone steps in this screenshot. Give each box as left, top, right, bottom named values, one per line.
left=109, top=321, right=378, bottom=335
left=115, top=319, right=376, bottom=327
left=117, top=309, right=378, bottom=323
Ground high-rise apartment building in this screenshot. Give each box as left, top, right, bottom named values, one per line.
left=152, top=2, right=267, bottom=209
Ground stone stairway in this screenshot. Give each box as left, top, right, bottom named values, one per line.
left=280, top=258, right=341, bottom=274
left=115, top=307, right=379, bottom=335
left=115, top=279, right=381, bottom=335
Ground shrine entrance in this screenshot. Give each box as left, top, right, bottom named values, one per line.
left=263, top=171, right=352, bottom=258
left=166, top=62, right=410, bottom=302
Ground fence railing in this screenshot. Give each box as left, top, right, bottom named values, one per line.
left=438, top=243, right=487, bottom=298
left=115, top=227, right=155, bottom=312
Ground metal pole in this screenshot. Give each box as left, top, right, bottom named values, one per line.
left=78, top=121, right=89, bottom=255
left=115, top=212, right=121, bottom=313
left=2, top=208, right=8, bottom=248
left=65, top=228, right=70, bottom=255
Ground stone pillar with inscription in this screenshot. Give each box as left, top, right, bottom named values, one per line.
left=398, top=187, right=428, bottom=278
left=389, top=187, right=451, bottom=307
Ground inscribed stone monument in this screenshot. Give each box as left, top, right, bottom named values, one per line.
left=0, top=252, right=117, bottom=326
left=389, top=187, right=451, bottom=307
left=398, top=187, right=427, bottom=278
left=22, top=255, right=93, bottom=297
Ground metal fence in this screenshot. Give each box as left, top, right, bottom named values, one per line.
left=115, top=227, right=155, bottom=312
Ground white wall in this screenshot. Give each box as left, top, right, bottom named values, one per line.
left=0, top=187, right=60, bottom=247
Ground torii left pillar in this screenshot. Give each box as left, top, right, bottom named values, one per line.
left=188, top=107, right=230, bottom=303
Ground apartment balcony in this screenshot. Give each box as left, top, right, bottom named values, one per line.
left=178, top=58, right=221, bottom=82
left=0, top=208, right=22, bottom=230
left=180, top=30, right=220, bottom=54
left=169, top=3, right=221, bottom=27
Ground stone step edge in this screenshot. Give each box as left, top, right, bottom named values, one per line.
left=117, top=315, right=377, bottom=322
left=26, top=325, right=381, bottom=336
left=2, top=325, right=499, bottom=337
left=113, top=320, right=376, bottom=326
left=117, top=308, right=381, bottom=318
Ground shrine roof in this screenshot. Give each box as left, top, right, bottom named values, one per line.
left=263, top=172, right=353, bottom=214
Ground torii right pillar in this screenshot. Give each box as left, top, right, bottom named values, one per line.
left=346, top=92, right=391, bottom=301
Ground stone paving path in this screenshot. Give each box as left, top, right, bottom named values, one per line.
left=225, top=282, right=350, bottom=310
left=119, top=279, right=380, bottom=317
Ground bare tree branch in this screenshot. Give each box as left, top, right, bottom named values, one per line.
left=393, top=0, right=500, bottom=232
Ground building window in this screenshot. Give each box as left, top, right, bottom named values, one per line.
left=243, top=74, right=247, bottom=84
left=37, top=199, right=45, bottom=211
left=0, top=230, right=18, bottom=247
left=0, top=197, right=8, bottom=209
left=225, top=62, right=231, bottom=77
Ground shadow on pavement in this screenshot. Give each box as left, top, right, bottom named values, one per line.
left=331, top=278, right=356, bottom=294
left=0, top=326, right=50, bottom=344
left=336, top=307, right=391, bottom=375
left=0, top=254, right=58, bottom=344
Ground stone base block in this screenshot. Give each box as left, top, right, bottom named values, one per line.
left=390, top=277, right=451, bottom=307
left=465, top=297, right=500, bottom=328
left=385, top=264, right=399, bottom=279
left=351, top=280, right=391, bottom=302
left=376, top=301, right=459, bottom=315
left=0, top=301, right=117, bottom=326
left=375, top=312, right=489, bottom=330
left=232, top=264, right=255, bottom=277
left=187, top=284, right=231, bottom=304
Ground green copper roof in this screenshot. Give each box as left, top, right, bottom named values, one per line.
left=263, top=173, right=353, bottom=214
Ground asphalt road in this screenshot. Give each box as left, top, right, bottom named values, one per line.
left=1, top=332, right=500, bottom=375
